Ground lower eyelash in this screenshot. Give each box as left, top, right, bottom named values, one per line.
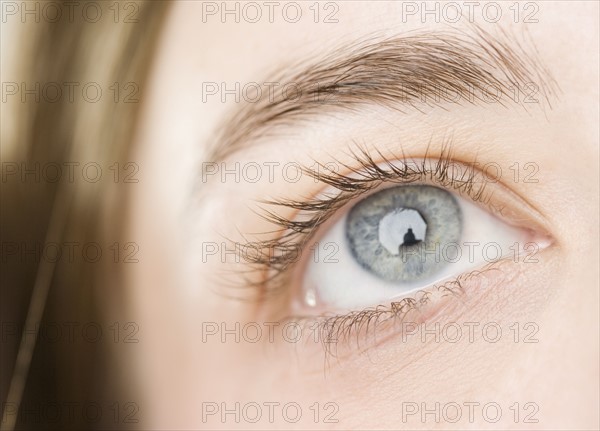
left=281, top=262, right=505, bottom=358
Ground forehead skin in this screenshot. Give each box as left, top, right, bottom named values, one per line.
left=128, top=1, right=599, bottom=429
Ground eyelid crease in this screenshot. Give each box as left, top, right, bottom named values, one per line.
left=304, top=144, right=552, bottom=236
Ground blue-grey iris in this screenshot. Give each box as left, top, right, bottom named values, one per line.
left=345, top=185, right=462, bottom=283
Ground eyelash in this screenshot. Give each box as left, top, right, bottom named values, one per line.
left=285, top=263, right=504, bottom=356
left=233, top=142, right=503, bottom=293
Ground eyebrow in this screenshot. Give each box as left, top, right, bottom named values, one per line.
left=208, top=26, right=558, bottom=162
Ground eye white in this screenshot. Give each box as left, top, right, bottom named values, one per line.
left=301, top=188, right=530, bottom=311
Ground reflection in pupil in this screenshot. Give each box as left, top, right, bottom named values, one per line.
left=402, top=228, right=420, bottom=246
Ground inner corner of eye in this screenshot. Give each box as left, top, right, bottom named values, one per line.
left=299, top=183, right=532, bottom=311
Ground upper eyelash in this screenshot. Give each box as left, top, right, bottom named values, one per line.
left=231, top=142, right=501, bottom=293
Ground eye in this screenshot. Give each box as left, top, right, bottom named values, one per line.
left=238, top=150, right=551, bottom=320
left=299, top=183, right=534, bottom=311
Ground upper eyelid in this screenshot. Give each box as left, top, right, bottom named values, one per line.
left=264, top=148, right=549, bottom=234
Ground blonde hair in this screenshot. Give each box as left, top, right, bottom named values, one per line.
left=2, top=2, right=171, bottom=429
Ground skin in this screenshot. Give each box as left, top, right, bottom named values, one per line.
left=124, top=1, right=598, bottom=429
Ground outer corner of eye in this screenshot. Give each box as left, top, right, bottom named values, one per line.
left=296, top=183, right=549, bottom=313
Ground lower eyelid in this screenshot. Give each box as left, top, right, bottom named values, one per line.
left=278, top=258, right=526, bottom=359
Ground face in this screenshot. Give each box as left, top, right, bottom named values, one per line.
left=125, top=1, right=599, bottom=429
